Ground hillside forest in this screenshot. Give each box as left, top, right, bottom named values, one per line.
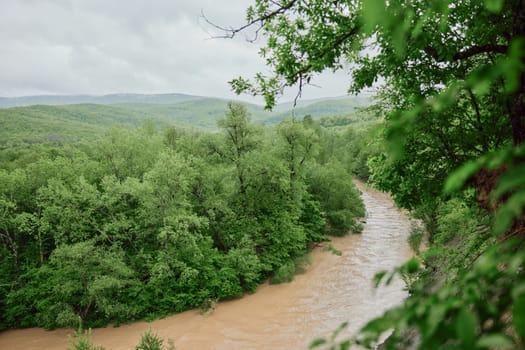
left=1, top=0, right=525, bottom=348
left=0, top=102, right=378, bottom=330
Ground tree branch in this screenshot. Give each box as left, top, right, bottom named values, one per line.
left=453, top=44, right=508, bottom=60
left=424, top=44, right=508, bottom=62
left=287, top=25, right=360, bottom=103
left=200, top=0, right=298, bottom=41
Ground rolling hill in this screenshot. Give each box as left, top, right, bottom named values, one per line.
left=0, top=94, right=373, bottom=146
left=0, top=93, right=201, bottom=108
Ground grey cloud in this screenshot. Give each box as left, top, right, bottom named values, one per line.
left=0, top=0, right=350, bottom=103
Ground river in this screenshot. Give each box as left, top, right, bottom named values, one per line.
left=0, top=182, right=412, bottom=350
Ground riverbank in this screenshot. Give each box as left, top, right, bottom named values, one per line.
left=0, top=184, right=411, bottom=350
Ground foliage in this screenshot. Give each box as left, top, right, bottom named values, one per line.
left=266, top=252, right=311, bottom=285
left=270, top=260, right=297, bottom=284
left=324, top=243, right=342, bottom=257
left=67, top=322, right=105, bottom=350
left=229, top=0, right=525, bottom=348
left=407, top=224, right=424, bottom=254
left=293, top=253, right=312, bottom=275
left=135, top=329, right=175, bottom=350
left=317, top=107, right=380, bottom=129
left=0, top=96, right=370, bottom=147
left=6, top=241, right=136, bottom=329
left=306, top=160, right=365, bottom=235
left=66, top=323, right=176, bottom=350
left=0, top=102, right=365, bottom=330
left=353, top=241, right=525, bottom=350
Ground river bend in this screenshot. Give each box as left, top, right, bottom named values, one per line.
left=0, top=182, right=412, bottom=349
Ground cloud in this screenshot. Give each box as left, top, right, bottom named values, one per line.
left=0, top=0, right=352, bottom=103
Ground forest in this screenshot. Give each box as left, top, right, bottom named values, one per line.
left=0, top=95, right=371, bottom=146
left=0, top=102, right=377, bottom=331
left=1, top=0, right=525, bottom=348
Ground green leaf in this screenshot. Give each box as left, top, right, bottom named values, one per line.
left=503, top=38, right=525, bottom=93
left=456, top=308, right=477, bottom=347
left=508, top=253, right=525, bottom=274
left=512, top=283, right=525, bottom=300
left=309, top=338, right=327, bottom=348
left=331, top=322, right=349, bottom=340
left=405, top=258, right=420, bottom=274
left=362, top=0, right=386, bottom=34
left=486, top=147, right=512, bottom=170
left=339, top=340, right=351, bottom=350
left=484, top=0, right=504, bottom=13
left=392, top=24, right=407, bottom=58
left=424, top=304, right=446, bottom=338
left=476, top=334, right=514, bottom=348
left=361, top=311, right=397, bottom=337
left=373, top=270, right=388, bottom=288
left=513, top=288, right=525, bottom=342
left=491, top=165, right=525, bottom=199
left=444, top=158, right=484, bottom=194
left=493, top=190, right=525, bottom=235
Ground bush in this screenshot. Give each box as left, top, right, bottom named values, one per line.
left=135, top=329, right=175, bottom=350
left=270, top=261, right=296, bottom=284
left=67, top=323, right=105, bottom=350
left=407, top=224, right=425, bottom=253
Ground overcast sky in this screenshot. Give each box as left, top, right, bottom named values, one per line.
left=0, top=0, right=356, bottom=104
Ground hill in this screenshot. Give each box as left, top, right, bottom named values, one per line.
left=112, top=98, right=271, bottom=129
left=0, top=104, right=152, bottom=146
left=266, top=96, right=372, bottom=123
left=0, top=95, right=373, bottom=146
left=0, top=93, right=201, bottom=108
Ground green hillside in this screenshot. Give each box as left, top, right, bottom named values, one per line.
left=0, top=105, right=102, bottom=146
left=0, top=96, right=372, bottom=147
left=267, top=96, right=372, bottom=123
left=113, top=98, right=272, bottom=129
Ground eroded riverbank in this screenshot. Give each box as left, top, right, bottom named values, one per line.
left=0, top=182, right=412, bottom=350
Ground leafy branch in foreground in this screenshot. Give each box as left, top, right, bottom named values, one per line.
left=225, top=0, right=525, bottom=348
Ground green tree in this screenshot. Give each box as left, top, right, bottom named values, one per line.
left=47, top=241, right=135, bottom=327
left=277, top=118, right=318, bottom=196
left=38, top=177, right=102, bottom=245
left=95, top=126, right=163, bottom=181
left=306, top=160, right=365, bottom=235
left=0, top=168, right=38, bottom=272
left=141, top=151, right=197, bottom=228
left=7, top=241, right=135, bottom=329
left=217, top=102, right=259, bottom=198
left=225, top=0, right=525, bottom=348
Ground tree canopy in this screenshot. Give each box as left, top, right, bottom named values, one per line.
left=226, top=0, right=525, bottom=348
left=0, top=105, right=368, bottom=330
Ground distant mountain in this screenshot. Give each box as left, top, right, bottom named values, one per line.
left=267, top=96, right=372, bottom=123
left=0, top=94, right=374, bottom=146
left=0, top=93, right=201, bottom=108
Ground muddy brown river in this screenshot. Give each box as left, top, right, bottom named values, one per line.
left=0, top=183, right=412, bottom=350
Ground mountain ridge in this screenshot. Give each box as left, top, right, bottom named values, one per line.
left=0, top=93, right=202, bottom=108
left=0, top=94, right=373, bottom=146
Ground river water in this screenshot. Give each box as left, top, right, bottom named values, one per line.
left=0, top=182, right=412, bottom=350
